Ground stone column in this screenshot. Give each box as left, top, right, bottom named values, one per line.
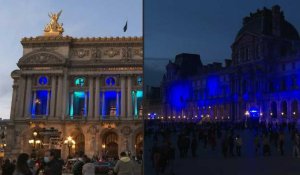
left=116, top=91, right=120, bottom=117
left=50, top=76, right=57, bottom=118
left=121, top=76, right=126, bottom=118
left=84, top=91, right=88, bottom=117
left=70, top=92, right=74, bottom=117
left=32, top=91, right=37, bottom=115
left=62, top=71, right=69, bottom=119
left=88, top=77, right=94, bottom=119
left=46, top=90, right=50, bottom=116
left=56, top=76, right=63, bottom=117
left=127, top=76, right=132, bottom=118
left=101, top=91, right=106, bottom=117
left=94, top=77, right=100, bottom=119
left=134, top=91, right=138, bottom=118
left=10, top=82, right=18, bottom=119
left=24, top=76, right=32, bottom=118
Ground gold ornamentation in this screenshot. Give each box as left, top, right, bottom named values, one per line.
left=104, top=48, right=120, bottom=57
left=44, top=10, right=64, bottom=36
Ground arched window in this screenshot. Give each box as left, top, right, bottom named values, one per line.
left=38, top=76, right=48, bottom=86
left=75, top=77, right=85, bottom=87
left=105, top=77, right=116, bottom=86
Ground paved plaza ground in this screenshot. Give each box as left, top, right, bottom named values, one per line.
left=144, top=125, right=300, bottom=175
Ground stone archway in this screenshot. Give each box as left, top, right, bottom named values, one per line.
left=70, top=128, right=85, bottom=156
left=271, top=101, right=277, bottom=118
left=281, top=101, right=287, bottom=117
left=292, top=100, right=298, bottom=118
left=102, top=132, right=118, bottom=159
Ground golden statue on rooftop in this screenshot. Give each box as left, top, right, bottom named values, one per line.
left=44, top=10, right=64, bottom=36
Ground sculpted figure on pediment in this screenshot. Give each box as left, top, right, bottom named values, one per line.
left=18, top=51, right=64, bottom=66
left=91, top=48, right=102, bottom=59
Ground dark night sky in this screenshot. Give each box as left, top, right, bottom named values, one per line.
left=144, top=0, right=300, bottom=86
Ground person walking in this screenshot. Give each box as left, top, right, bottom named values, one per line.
left=113, top=152, right=135, bottom=175
left=72, top=151, right=85, bottom=175
left=13, top=153, right=33, bottom=175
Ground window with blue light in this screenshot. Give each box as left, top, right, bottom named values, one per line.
left=105, top=77, right=116, bottom=86
left=132, top=90, right=143, bottom=116
left=38, top=76, right=48, bottom=85
left=102, top=91, right=119, bottom=117
left=75, top=77, right=85, bottom=87
left=70, top=91, right=87, bottom=117
left=32, top=90, right=49, bottom=116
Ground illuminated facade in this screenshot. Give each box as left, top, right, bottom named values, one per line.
left=161, top=5, right=300, bottom=122
left=5, top=12, right=143, bottom=159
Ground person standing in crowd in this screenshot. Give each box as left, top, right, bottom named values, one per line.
left=82, top=155, right=95, bottom=175
left=254, top=134, right=260, bottom=155
left=235, top=135, right=242, bottom=157
left=263, top=134, right=271, bottom=156
left=13, top=153, right=33, bottom=175
left=292, top=133, right=300, bottom=157
left=72, top=151, right=85, bottom=175
left=278, top=131, right=284, bottom=156
left=113, top=151, right=135, bottom=175
left=43, top=149, right=63, bottom=175
left=191, top=136, right=197, bottom=157
left=2, top=158, right=15, bottom=175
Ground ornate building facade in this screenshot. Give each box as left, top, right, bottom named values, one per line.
left=161, top=5, right=300, bottom=123
left=5, top=12, right=143, bottom=159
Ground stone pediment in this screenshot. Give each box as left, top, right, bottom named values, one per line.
left=18, top=50, right=65, bottom=67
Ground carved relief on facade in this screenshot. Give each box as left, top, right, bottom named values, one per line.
left=71, top=49, right=90, bottom=58
left=104, top=48, right=120, bottom=57
left=133, top=48, right=143, bottom=57
left=19, top=52, right=63, bottom=65
left=91, top=48, right=102, bottom=59
left=121, top=126, right=132, bottom=136
left=121, top=47, right=132, bottom=60
left=87, top=125, right=99, bottom=135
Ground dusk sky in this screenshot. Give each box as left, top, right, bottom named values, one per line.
left=144, top=0, right=300, bottom=86
left=0, top=0, right=142, bottom=119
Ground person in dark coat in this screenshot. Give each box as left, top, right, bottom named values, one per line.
left=43, top=149, right=63, bottom=175
left=2, top=158, right=15, bottom=175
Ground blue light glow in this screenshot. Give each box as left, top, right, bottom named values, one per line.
left=106, top=77, right=116, bottom=86
left=74, top=91, right=85, bottom=98
left=167, top=80, right=192, bottom=111
left=136, top=90, right=143, bottom=98
left=39, top=76, right=48, bottom=85
left=75, top=77, right=85, bottom=87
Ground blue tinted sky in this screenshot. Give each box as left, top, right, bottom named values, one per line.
left=144, top=0, right=300, bottom=86
left=0, top=0, right=142, bottom=119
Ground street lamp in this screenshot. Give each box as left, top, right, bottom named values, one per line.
left=64, top=136, right=75, bottom=158
left=28, top=131, right=41, bottom=159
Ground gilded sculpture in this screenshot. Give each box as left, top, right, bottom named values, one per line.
left=44, top=10, right=64, bottom=36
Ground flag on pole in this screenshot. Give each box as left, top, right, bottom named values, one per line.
left=123, top=21, right=128, bottom=32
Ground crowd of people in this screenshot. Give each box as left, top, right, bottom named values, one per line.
left=145, top=119, right=300, bottom=175
left=1, top=149, right=139, bottom=175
